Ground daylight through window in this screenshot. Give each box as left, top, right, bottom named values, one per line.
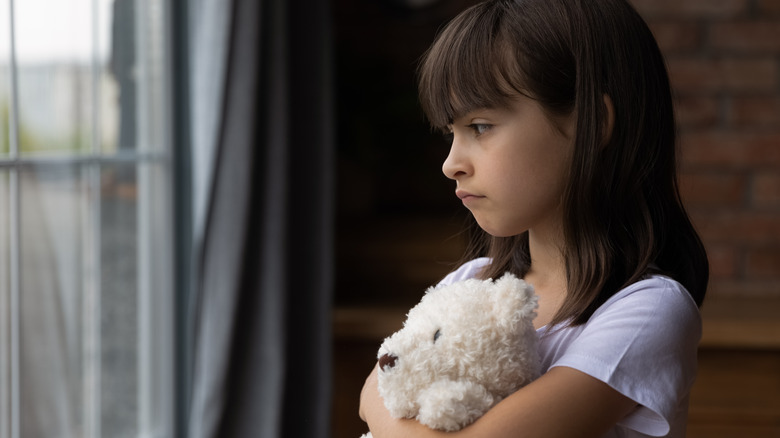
left=0, top=0, right=174, bottom=437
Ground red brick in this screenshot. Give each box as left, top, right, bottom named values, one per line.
left=711, top=21, right=780, bottom=52
left=753, top=172, right=780, bottom=207
left=729, top=97, right=780, bottom=128
left=667, top=57, right=778, bottom=93
left=679, top=171, right=746, bottom=207
left=675, top=96, right=720, bottom=128
left=758, top=0, right=780, bottom=14
left=706, top=245, right=741, bottom=279
left=691, top=211, right=780, bottom=244
left=647, top=21, right=702, bottom=53
left=680, top=131, right=780, bottom=168
left=746, top=248, right=780, bottom=278
left=630, top=0, right=749, bottom=18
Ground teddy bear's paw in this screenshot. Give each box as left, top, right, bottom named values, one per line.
left=416, top=379, right=496, bottom=432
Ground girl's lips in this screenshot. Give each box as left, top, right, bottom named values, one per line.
left=456, top=190, right=484, bottom=202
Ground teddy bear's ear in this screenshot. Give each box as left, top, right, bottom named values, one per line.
left=490, top=273, right=538, bottom=322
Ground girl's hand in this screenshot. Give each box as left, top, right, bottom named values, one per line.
left=358, top=364, right=379, bottom=422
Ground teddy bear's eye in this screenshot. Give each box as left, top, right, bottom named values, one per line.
left=433, top=329, right=442, bottom=343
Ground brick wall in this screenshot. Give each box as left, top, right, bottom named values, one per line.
left=630, top=0, right=780, bottom=297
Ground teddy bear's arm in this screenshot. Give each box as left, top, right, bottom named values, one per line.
left=416, top=379, right=497, bottom=432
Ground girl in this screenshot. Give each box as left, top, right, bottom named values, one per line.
left=359, top=0, right=709, bottom=437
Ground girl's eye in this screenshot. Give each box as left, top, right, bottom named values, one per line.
left=433, top=329, right=442, bottom=343
left=467, top=123, right=492, bottom=136
left=442, top=132, right=454, bottom=145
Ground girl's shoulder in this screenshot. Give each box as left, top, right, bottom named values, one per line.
left=574, top=275, right=703, bottom=351
left=599, top=274, right=700, bottom=320
left=436, top=257, right=491, bottom=286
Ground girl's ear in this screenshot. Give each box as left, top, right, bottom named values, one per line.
left=602, top=94, right=615, bottom=147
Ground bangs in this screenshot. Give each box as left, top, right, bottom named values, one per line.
left=418, top=2, right=527, bottom=131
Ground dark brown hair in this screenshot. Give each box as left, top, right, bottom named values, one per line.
left=418, top=0, right=708, bottom=326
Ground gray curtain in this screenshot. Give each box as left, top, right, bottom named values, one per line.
left=187, top=0, right=334, bottom=436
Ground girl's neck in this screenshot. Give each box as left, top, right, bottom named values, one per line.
left=524, top=227, right=568, bottom=329
left=525, top=223, right=566, bottom=281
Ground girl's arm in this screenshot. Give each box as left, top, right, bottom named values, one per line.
left=359, top=363, right=638, bottom=438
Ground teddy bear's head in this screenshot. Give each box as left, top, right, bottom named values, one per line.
left=375, top=273, right=540, bottom=430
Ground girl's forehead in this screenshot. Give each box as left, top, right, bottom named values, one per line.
left=428, top=55, right=530, bottom=124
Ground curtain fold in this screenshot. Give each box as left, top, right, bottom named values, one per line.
left=188, top=0, right=334, bottom=436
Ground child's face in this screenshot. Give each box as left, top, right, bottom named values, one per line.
left=442, top=95, right=576, bottom=238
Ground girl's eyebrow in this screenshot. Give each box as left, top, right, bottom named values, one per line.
left=455, top=108, right=503, bottom=123
left=466, top=106, right=504, bottom=117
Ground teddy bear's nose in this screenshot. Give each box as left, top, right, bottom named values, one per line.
left=379, top=353, right=398, bottom=370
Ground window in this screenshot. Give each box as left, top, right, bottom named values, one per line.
left=0, top=0, right=174, bottom=437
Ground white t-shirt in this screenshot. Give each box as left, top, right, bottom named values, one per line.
left=438, top=258, right=702, bottom=438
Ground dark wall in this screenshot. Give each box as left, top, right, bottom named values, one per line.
left=333, top=0, right=480, bottom=307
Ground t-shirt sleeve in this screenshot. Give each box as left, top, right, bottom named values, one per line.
left=547, top=277, right=702, bottom=436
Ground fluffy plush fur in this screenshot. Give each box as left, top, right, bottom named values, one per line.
left=360, top=273, right=540, bottom=437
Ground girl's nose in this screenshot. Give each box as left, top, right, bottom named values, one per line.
left=442, top=140, right=469, bottom=180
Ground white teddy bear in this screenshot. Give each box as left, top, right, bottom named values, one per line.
left=360, top=273, right=540, bottom=437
